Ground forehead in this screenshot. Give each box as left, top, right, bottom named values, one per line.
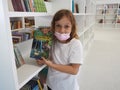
left=55, top=16, right=71, bottom=24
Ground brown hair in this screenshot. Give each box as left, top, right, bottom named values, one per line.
left=51, top=9, right=79, bottom=42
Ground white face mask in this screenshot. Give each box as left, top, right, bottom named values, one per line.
left=54, top=31, right=70, bottom=41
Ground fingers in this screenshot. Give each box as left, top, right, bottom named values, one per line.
left=41, top=57, right=52, bottom=66
left=36, top=60, right=44, bottom=65
left=37, top=57, right=52, bottom=66
left=41, top=57, right=46, bottom=61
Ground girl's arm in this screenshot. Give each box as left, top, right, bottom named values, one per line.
left=37, top=57, right=80, bottom=75
left=50, top=63, right=80, bottom=75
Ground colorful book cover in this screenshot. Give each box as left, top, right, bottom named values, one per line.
left=30, top=26, right=52, bottom=59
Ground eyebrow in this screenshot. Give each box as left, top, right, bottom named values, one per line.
left=55, top=23, right=71, bottom=25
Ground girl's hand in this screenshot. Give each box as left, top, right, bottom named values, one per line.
left=41, top=57, right=53, bottom=67
left=36, top=59, right=44, bottom=65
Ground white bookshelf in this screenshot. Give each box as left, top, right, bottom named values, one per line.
left=96, top=3, right=120, bottom=29
left=17, top=64, right=46, bottom=89
left=0, top=0, right=96, bottom=90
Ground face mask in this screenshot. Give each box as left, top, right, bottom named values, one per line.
left=54, top=31, right=70, bottom=41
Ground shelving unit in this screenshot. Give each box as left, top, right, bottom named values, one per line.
left=96, top=3, right=120, bottom=29
left=0, top=0, right=96, bottom=90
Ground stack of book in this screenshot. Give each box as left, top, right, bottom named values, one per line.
left=10, top=20, right=22, bottom=30
left=9, top=0, right=47, bottom=12
left=12, top=30, right=34, bottom=44
left=25, top=17, right=35, bottom=28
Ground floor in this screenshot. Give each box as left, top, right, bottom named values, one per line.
left=78, top=28, right=120, bottom=90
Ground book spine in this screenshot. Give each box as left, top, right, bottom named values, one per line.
left=23, top=0, right=30, bottom=12
left=17, top=0, right=24, bottom=11
left=14, top=46, right=25, bottom=65
left=11, top=0, right=18, bottom=11
left=29, top=0, right=35, bottom=12
left=34, top=0, right=47, bottom=12
left=37, top=79, right=43, bottom=90
left=14, top=48, right=21, bottom=68
left=26, top=0, right=31, bottom=12
left=72, top=0, right=74, bottom=13
left=8, top=0, right=14, bottom=11
left=33, top=0, right=38, bottom=12
left=21, top=0, right=26, bottom=11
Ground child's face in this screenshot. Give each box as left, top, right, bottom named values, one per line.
left=55, top=16, right=72, bottom=34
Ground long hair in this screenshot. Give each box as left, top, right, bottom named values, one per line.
left=51, top=9, right=79, bottom=42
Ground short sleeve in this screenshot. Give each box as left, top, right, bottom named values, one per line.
left=68, top=40, right=83, bottom=64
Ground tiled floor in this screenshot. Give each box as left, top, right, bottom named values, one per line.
left=78, top=28, right=120, bottom=90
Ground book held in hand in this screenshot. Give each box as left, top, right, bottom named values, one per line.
left=30, top=26, right=52, bottom=59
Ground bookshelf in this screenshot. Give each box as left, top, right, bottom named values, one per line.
left=0, top=0, right=96, bottom=89
left=96, top=3, right=120, bottom=29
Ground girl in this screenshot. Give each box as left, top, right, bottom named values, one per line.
left=37, top=9, right=83, bottom=90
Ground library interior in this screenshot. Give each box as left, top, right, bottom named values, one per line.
left=0, top=0, right=120, bottom=90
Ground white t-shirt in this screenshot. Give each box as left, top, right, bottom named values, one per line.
left=46, top=38, right=83, bottom=90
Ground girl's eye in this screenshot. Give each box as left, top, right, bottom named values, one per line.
left=55, top=24, right=61, bottom=28
left=55, top=24, right=71, bottom=29
left=64, top=25, right=70, bottom=29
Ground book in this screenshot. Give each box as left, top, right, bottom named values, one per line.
left=14, top=48, right=21, bottom=68
left=12, top=30, right=33, bottom=43
left=20, top=77, right=43, bottom=90
left=32, top=77, right=43, bottom=90
left=75, top=3, right=79, bottom=13
left=72, top=0, right=74, bottom=13
left=118, top=9, right=120, bottom=15
left=20, top=84, right=31, bottom=90
left=12, top=36, right=22, bottom=44
left=14, top=46, right=25, bottom=67
left=38, top=66, right=48, bottom=85
left=23, top=0, right=31, bottom=12
left=34, top=0, right=47, bottom=12
left=29, top=0, right=35, bottom=12
left=8, top=0, right=14, bottom=11
left=20, top=0, right=26, bottom=12
left=11, top=0, right=24, bottom=11
left=30, top=26, right=52, bottom=59
left=99, top=19, right=104, bottom=23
